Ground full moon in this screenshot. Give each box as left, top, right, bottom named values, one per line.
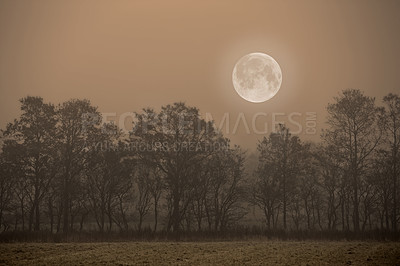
left=232, top=52, right=282, bottom=103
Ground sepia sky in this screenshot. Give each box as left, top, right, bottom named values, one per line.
left=1, top=0, right=400, bottom=150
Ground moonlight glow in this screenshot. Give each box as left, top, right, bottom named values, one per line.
left=232, top=52, right=282, bottom=103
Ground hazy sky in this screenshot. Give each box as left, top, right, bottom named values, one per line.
left=1, top=0, right=399, bottom=150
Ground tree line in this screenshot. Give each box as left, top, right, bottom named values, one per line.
left=0, top=89, right=399, bottom=237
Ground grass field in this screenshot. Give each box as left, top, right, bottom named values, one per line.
left=0, top=241, right=399, bottom=265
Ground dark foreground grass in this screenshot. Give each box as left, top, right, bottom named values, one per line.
left=1, top=229, right=399, bottom=243
left=0, top=241, right=399, bottom=265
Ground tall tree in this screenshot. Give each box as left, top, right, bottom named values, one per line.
left=148, top=167, right=164, bottom=232
left=207, top=145, right=246, bottom=231
left=256, top=124, right=303, bottom=230
left=315, top=144, right=343, bottom=230
left=2, top=96, right=57, bottom=231
left=324, top=89, right=382, bottom=231
left=0, top=152, right=14, bottom=231
left=381, top=93, right=400, bottom=231
left=56, top=99, right=100, bottom=233
left=85, top=123, right=132, bottom=232
left=131, top=103, right=220, bottom=234
left=251, top=161, right=281, bottom=230
left=134, top=163, right=153, bottom=232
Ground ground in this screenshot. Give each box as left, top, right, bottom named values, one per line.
left=0, top=241, right=399, bottom=265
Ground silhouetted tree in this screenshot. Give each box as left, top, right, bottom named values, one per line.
left=208, top=145, right=247, bottom=231
left=371, top=149, right=393, bottom=229
left=189, top=162, right=210, bottom=231
left=134, top=163, right=153, bottom=231
left=381, top=93, right=400, bottom=231
left=0, top=152, right=14, bottom=232
left=323, top=89, right=382, bottom=231
left=256, top=124, right=303, bottom=230
left=2, top=92, right=400, bottom=238
left=131, top=103, right=221, bottom=234
left=251, top=162, right=281, bottom=230
left=298, top=143, right=322, bottom=230
left=2, top=97, right=57, bottom=231
left=85, top=122, right=133, bottom=232
left=315, top=144, right=343, bottom=230
left=148, top=167, right=164, bottom=232
left=56, top=99, right=100, bottom=233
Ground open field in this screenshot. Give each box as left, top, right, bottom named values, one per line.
left=0, top=241, right=399, bottom=265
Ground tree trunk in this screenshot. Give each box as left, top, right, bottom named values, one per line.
left=172, top=189, right=181, bottom=234
left=34, top=201, right=40, bottom=231
left=153, top=198, right=158, bottom=232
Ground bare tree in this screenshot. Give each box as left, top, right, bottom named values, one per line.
left=131, top=103, right=220, bottom=234
left=85, top=123, right=132, bottom=232
left=189, top=163, right=210, bottom=231
left=251, top=156, right=281, bottom=230
left=134, top=163, right=153, bottom=232
left=147, top=167, right=164, bottom=232
left=371, top=149, right=393, bottom=229
left=2, top=92, right=400, bottom=236
left=0, top=152, right=14, bottom=231
left=315, top=144, right=343, bottom=230
left=381, top=93, right=400, bottom=231
left=324, top=89, right=382, bottom=231
left=256, top=124, right=303, bottom=230
left=56, top=99, right=101, bottom=233
left=2, top=96, right=57, bottom=231
left=207, top=145, right=246, bottom=231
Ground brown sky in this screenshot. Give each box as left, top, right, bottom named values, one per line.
left=1, top=0, right=399, bottom=150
